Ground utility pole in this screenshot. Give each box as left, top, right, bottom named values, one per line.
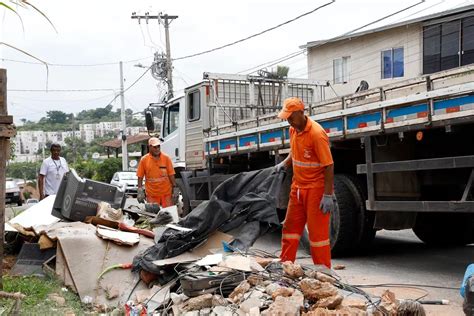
left=131, top=12, right=178, bottom=100
left=71, top=114, right=76, bottom=164
left=119, top=61, right=128, bottom=171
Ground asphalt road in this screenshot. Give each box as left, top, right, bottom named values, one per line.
left=252, top=227, right=473, bottom=315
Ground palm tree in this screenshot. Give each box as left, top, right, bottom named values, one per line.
left=1, top=1, right=56, bottom=82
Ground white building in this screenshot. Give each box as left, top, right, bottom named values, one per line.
left=302, top=5, right=474, bottom=98
left=13, top=121, right=147, bottom=161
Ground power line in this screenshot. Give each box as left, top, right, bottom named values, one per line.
left=172, top=1, right=335, bottom=61
left=289, top=19, right=464, bottom=82
left=7, top=88, right=115, bottom=92
left=105, top=65, right=152, bottom=106
left=239, top=0, right=426, bottom=75
left=0, top=56, right=153, bottom=67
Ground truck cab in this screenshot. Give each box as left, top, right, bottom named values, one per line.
left=159, top=96, right=186, bottom=169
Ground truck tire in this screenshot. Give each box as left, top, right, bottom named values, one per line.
left=300, top=174, right=375, bottom=257
left=413, top=213, right=474, bottom=245
left=330, top=174, right=361, bottom=256
left=338, top=175, right=376, bottom=249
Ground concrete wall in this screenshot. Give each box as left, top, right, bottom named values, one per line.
left=307, top=23, right=422, bottom=98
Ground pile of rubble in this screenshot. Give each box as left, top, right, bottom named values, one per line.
left=5, top=194, right=425, bottom=315
left=132, top=258, right=407, bottom=316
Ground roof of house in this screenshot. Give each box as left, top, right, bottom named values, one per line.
left=301, top=4, right=474, bottom=49
left=101, top=133, right=151, bottom=148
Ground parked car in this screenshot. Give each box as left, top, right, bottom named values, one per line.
left=5, top=180, right=23, bottom=206
left=25, top=198, right=39, bottom=206
left=110, top=172, right=138, bottom=196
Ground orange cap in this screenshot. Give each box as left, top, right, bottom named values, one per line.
left=278, top=97, right=305, bottom=119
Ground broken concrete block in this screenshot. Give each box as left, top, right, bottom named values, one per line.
left=261, top=295, right=301, bottom=316
left=211, top=305, right=234, bottom=316
left=248, top=306, right=260, bottom=316
left=239, top=297, right=262, bottom=313
left=299, top=278, right=338, bottom=300
left=247, top=274, right=264, bottom=286
left=265, top=282, right=282, bottom=295
left=306, top=271, right=337, bottom=284
left=244, top=290, right=267, bottom=301
left=181, top=294, right=213, bottom=312
left=271, top=287, right=295, bottom=300
left=336, top=306, right=369, bottom=315
left=290, top=289, right=305, bottom=308
left=312, top=294, right=343, bottom=309
left=211, top=294, right=227, bottom=307
left=200, top=307, right=212, bottom=316
left=374, top=289, right=398, bottom=316
left=282, top=261, right=304, bottom=278
left=171, top=292, right=189, bottom=305
left=340, top=297, right=367, bottom=311
left=229, top=280, right=251, bottom=303
left=254, top=257, right=275, bottom=268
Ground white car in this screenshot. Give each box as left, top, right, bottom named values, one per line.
left=110, top=172, right=138, bottom=196
left=25, top=198, right=39, bottom=206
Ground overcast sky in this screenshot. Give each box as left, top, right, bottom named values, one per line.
left=1, top=0, right=472, bottom=124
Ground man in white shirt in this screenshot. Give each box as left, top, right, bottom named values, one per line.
left=38, top=143, right=69, bottom=200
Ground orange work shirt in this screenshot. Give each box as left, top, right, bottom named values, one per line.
left=290, top=117, right=333, bottom=188
left=136, top=152, right=175, bottom=197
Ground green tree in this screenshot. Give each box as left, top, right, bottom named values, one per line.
left=46, top=110, right=68, bottom=124
left=60, top=137, right=87, bottom=163
left=93, top=158, right=122, bottom=183
left=71, top=160, right=98, bottom=179
left=6, top=162, right=41, bottom=180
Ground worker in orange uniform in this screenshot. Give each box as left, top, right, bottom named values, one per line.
left=136, top=137, right=177, bottom=207
left=275, top=97, right=335, bottom=268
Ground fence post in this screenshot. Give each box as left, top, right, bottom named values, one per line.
left=0, top=69, right=17, bottom=289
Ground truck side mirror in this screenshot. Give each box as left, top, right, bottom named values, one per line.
left=145, top=110, right=155, bottom=132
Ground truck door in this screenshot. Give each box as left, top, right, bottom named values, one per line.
left=161, top=102, right=181, bottom=164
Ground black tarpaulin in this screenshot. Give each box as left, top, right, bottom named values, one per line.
left=133, top=167, right=285, bottom=274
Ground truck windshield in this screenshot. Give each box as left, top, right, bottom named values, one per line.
left=163, top=103, right=179, bottom=137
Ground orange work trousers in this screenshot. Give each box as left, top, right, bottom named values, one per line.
left=280, top=186, right=331, bottom=268
left=147, top=195, right=173, bottom=208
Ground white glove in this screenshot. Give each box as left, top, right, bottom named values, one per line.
left=319, top=194, right=336, bottom=214
left=275, top=161, right=287, bottom=172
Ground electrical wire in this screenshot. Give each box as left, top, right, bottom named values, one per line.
left=7, top=88, right=115, bottom=92
left=291, top=26, right=470, bottom=87
left=240, top=0, right=427, bottom=75
left=0, top=56, right=153, bottom=67
left=104, top=65, right=152, bottom=106
left=287, top=15, right=470, bottom=87
left=353, top=283, right=459, bottom=291
left=172, top=1, right=335, bottom=61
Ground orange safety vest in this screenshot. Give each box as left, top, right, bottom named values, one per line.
left=290, top=117, right=333, bottom=188
left=136, top=153, right=175, bottom=197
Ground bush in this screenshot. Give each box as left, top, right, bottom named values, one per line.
left=71, top=160, right=98, bottom=179
left=93, top=158, right=122, bottom=183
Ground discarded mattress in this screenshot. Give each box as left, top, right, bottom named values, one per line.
left=133, top=167, right=285, bottom=274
